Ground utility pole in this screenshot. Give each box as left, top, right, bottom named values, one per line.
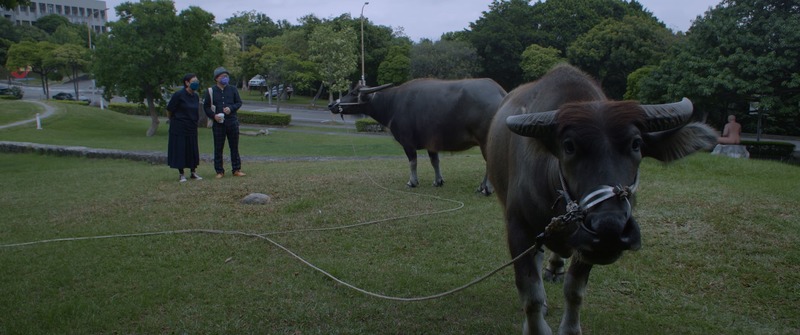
left=360, top=2, right=369, bottom=86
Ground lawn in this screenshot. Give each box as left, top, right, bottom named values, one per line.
left=0, top=100, right=798, bottom=334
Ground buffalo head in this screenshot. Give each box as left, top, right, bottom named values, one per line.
left=506, top=98, right=716, bottom=265
left=327, top=83, right=394, bottom=114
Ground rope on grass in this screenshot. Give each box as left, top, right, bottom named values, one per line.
left=0, top=126, right=515, bottom=302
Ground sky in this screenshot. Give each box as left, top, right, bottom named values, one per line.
left=103, top=0, right=722, bottom=41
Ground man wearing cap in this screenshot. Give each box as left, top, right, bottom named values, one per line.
left=203, top=67, right=245, bottom=178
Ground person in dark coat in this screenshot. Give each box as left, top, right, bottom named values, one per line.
left=203, top=66, right=245, bottom=178
left=167, top=73, right=203, bottom=183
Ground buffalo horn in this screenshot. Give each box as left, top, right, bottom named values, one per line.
left=640, top=98, right=694, bottom=132
left=359, top=83, right=394, bottom=94
left=506, top=109, right=558, bottom=139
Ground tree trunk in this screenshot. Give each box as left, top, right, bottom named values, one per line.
left=145, top=91, right=160, bottom=137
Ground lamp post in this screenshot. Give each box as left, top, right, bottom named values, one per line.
left=360, top=2, right=369, bottom=86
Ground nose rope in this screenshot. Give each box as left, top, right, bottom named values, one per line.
left=536, top=171, right=639, bottom=246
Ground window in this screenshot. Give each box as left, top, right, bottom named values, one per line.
left=47, top=4, right=54, bottom=14
left=79, top=7, right=84, bottom=17
left=56, top=5, right=62, bottom=14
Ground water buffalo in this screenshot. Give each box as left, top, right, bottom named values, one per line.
left=328, top=78, right=507, bottom=194
left=486, top=65, right=717, bottom=335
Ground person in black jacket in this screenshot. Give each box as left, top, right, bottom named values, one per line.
left=167, top=73, right=203, bottom=183
left=203, top=67, right=245, bottom=178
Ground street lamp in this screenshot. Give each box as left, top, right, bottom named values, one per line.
left=360, top=2, right=369, bottom=86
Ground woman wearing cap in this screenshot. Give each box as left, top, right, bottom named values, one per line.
left=167, top=73, right=203, bottom=182
left=203, top=66, right=245, bottom=178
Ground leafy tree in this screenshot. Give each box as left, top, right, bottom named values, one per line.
left=5, top=41, right=58, bottom=97
left=213, top=32, right=243, bottom=84
left=410, top=39, right=481, bottom=80
left=14, top=24, right=48, bottom=42
left=520, top=44, right=564, bottom=81
left=639, top=0, right=800, bottom=135
left=93, top=0, right=222, bottom=136
left=34, top=14, right=71, bottom=35
left=378, top=45, right=410, bottom=85
left=567, top=15, right=674, bottom=99
left=51, top=44, right=89, bottom=99
left=50, top=24, right=86, bottom=46
left=221, top=11, right=283, bottom=51
left=468, top=0, right=537, bottom=89
left=623, top=65, right=655, bottom=100
left=0, top=0, right=28, bottom=10
left=308, top=24, right=357, bottom=103
left=0, top=38, right=11, bottom=68
left=0, top=17, right=19, bottom=42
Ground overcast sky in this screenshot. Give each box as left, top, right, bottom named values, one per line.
left=104, top=0, right=722, bottom=41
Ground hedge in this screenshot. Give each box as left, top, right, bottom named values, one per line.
left=107, top=103, right=290, bottom=126
left=740, top=140, right=796, bottom=161
left=355, top=118, right=385, bottom=133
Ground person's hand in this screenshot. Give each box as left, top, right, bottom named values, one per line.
left=224, top=107, right=231, bottom=114
left=215, top=114, right=223, bottom=122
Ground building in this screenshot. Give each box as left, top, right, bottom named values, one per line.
left=1, top=0, right=108, bottom=33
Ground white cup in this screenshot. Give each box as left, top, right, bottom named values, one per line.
left=216, top=113, right=225, bottom=123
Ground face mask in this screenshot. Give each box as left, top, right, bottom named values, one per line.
left=189, top=82, right=200, bottom=90
left=220, top=77, right=230, bottom=86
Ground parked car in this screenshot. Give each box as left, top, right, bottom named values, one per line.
left=0, top=87, right=12, bottom=95
left=265, top=84, right=284, bottom=98
left=248, top=75, right=266, bottom=87
left=52, top=92, right=91, bottom=103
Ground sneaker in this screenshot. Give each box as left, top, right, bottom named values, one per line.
left=233, top=170, right=246, bottom=177
left=190, top=172, right=203, bottom=180
left=179, top=175, right=187, bottom=183
left=215, top=173, right=224, bottom=179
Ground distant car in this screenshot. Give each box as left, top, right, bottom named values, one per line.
left=52, top=92, right=74, bottom=100
left=248, top=75, right=266, bottom=87
left=265, top=84, right=284, bottom=98
left=0, top=87, right=12, bottom=95
left=52, top=92, right=91, bottom=103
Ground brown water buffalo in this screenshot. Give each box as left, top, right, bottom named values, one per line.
left=328, top=78, right=507, bottom=194
left=486, top=64, right=717, bottom=335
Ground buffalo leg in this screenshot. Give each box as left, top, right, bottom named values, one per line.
left=543, top=253, right=566, bottom=282
left=477, top=145, right=494, bottom=195
left=509, top=221, right=552, bottom=335
left=405, top=148, right=419, bottom=187
left=428, top=150, right=444, bottom=186
left=558, top=259, right=593, bottom=335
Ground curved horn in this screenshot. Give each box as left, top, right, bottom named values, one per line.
left=359, top=83, right=394, bottom=94
left=506, top=109, right=558, bottom=139
left=640, top=98, right=694, bottom=132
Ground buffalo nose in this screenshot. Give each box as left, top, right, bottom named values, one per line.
left=584, top=212, right=641, bottom=250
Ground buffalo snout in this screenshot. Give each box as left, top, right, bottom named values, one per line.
left=570, top=211, right=641, bottom=265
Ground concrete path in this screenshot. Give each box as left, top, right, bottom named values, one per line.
left=0, top=100, right=56, bottom=130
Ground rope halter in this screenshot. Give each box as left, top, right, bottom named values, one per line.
left=537, top=170, right=640, bottom=244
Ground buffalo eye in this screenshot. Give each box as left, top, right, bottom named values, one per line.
left=563, top=139, right=576, bottom=155
left=631, top=137, right=642, bottom=152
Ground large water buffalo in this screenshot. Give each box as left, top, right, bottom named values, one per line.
left=328, top=78, right=507, bottom=194
left=486, top=65, right=717, bottom=335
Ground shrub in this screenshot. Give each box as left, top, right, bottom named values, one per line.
left=741, top=140, right=796, bottom=161
left=238, top=110, right=291, bottom=126
left=107, top=102, right=167, bottom=117
left=0, top=86, right=24, bottom=100
left=355, top=118, right=385, bottom=133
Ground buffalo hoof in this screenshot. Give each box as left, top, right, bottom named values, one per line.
left=407, top=181, right=419, bottom=188
left=432, top=179, right=445, bottom=187
left=543, top=268, right=565, bottom=283
left=477, top=185, right=494, bottom=196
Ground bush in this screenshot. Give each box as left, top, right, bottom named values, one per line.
left=741, top=140, right=796, bottom=161
left=355, top=118, right=385, bottom=133
left=238, top=110, right=291, bottom=126
left=52, top=100, right=89, bottom=106
left=0, top=86, right=24, bottom=100
left=107, top=102, right=167, bottom=117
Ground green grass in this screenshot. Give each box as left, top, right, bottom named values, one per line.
left=0, top=100, right=798, bottom=334
left=0, top=100, right=44, bottom=124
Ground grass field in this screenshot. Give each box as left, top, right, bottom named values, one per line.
left=0, top=101, right=798, bottom=334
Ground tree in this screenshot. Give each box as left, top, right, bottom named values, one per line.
left=5, top=41, right=58, bottom=97
left=378, top=45, right=410, bottom=85
left=50, top=44, right=89, bottom=99
left=638, top=0, right=800, bottom=135
left=410, top=39, right=481, bottom=80
left=308, top=24, right=357, bottom=103
left=93, top=0, right=222, bottom=136
left=33, top=14, right=71, bottom=35
left=567, top=15, right=674, bottom=99
left=50, top=24, right=86, bottom=46
left=0, top=0, right=28, bottom=11
left=520, top=44, right=564, bottom=81
left=221, top=11, right=283, bottom=51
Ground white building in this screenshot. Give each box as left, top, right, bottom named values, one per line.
left=1, top=0, right=108, bottom=33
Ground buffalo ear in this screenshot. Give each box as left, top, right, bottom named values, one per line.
left=506, top=109, right=558, bottom=139
left=643, top=122, right=718, bottom=162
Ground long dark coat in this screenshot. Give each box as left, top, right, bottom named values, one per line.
left=167, top=88, right=200, bottom=169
